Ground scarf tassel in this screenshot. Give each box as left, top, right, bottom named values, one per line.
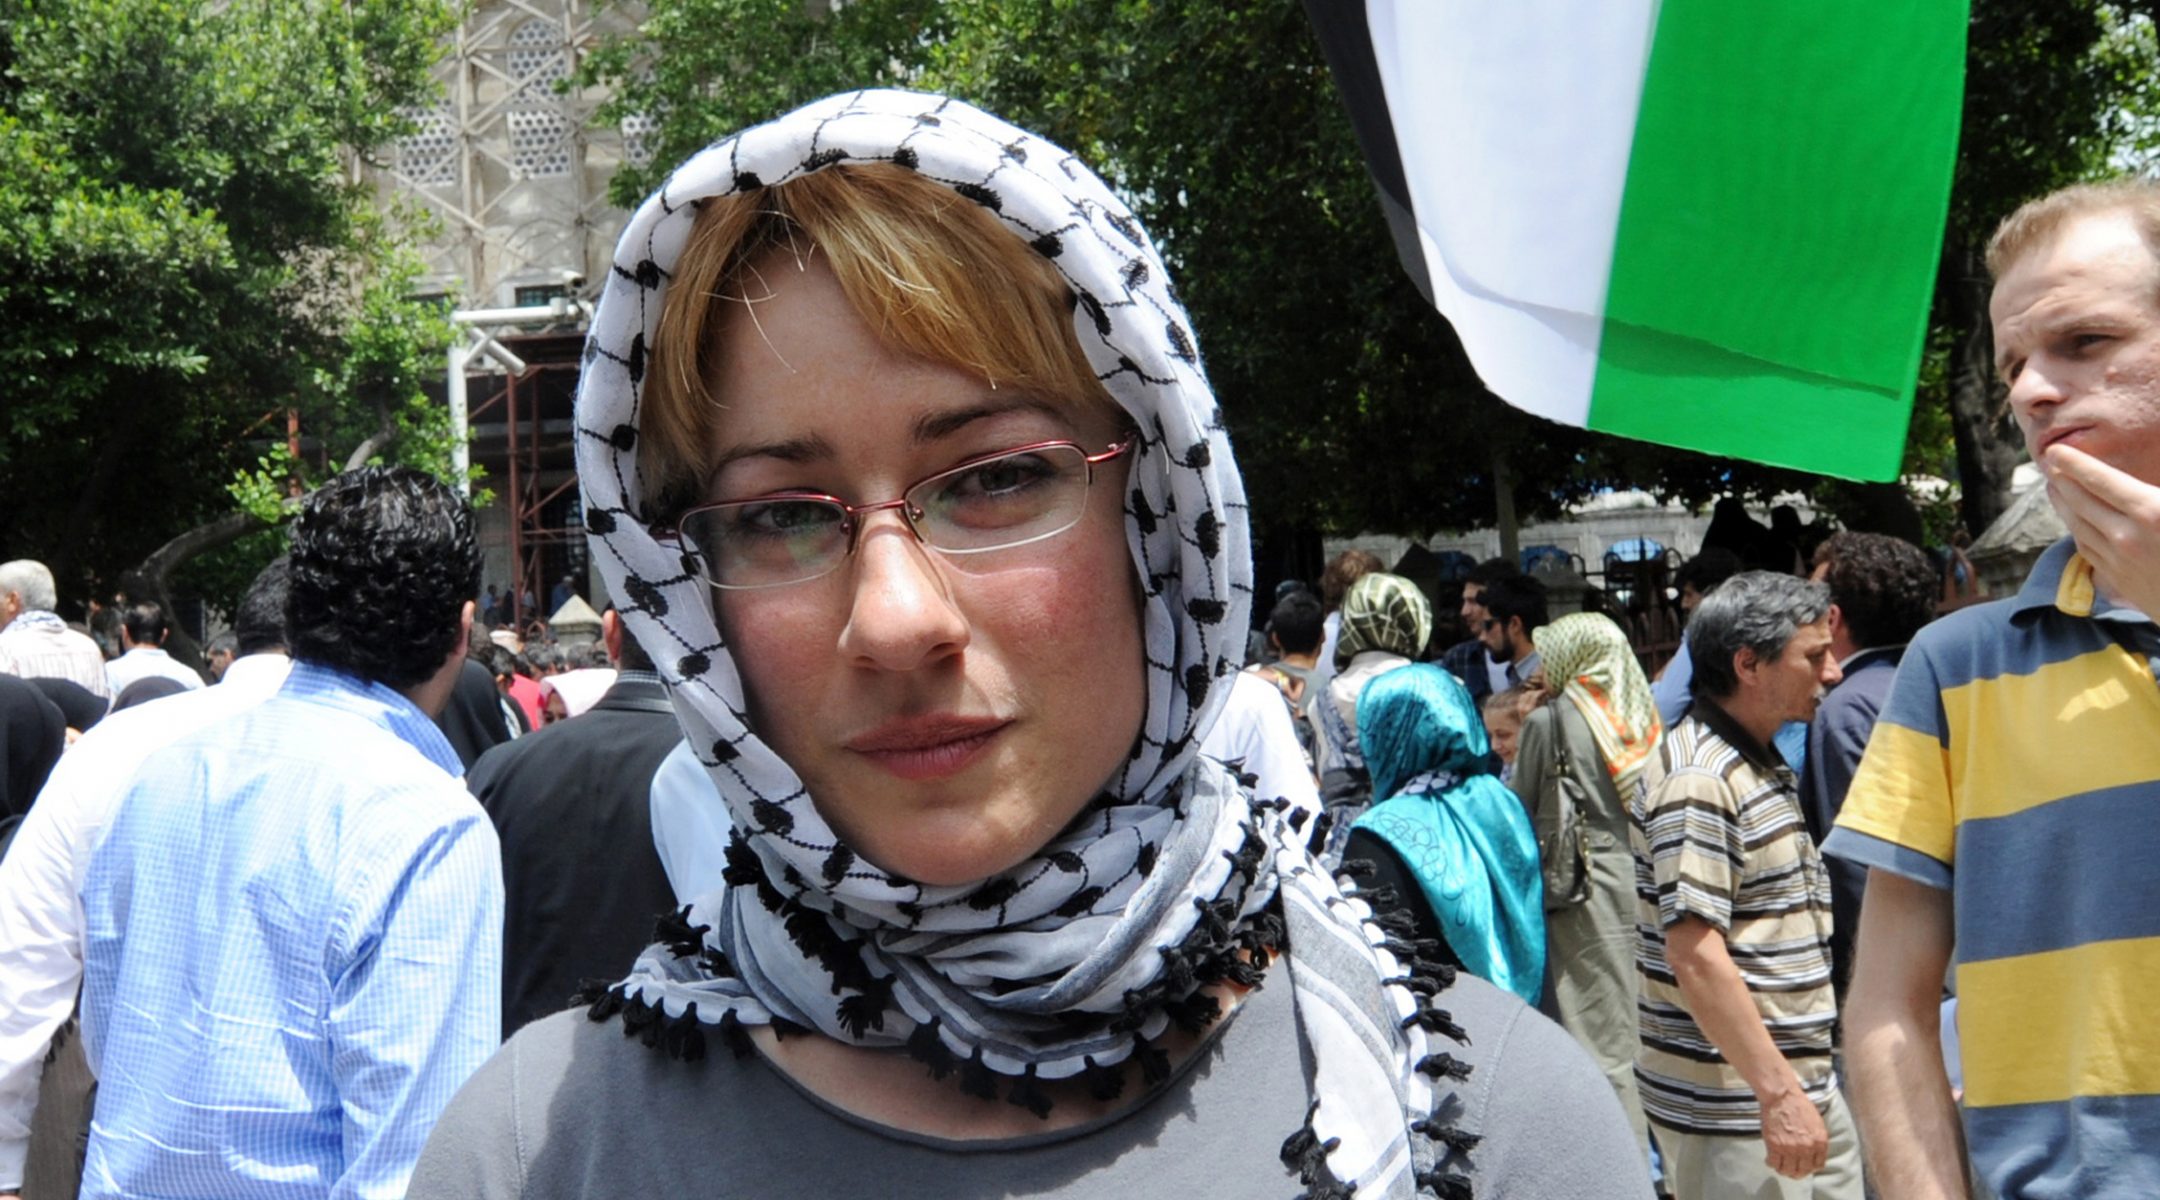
left=781, top=900, right=842, bottom=960
left=1007, top=1066, right=1053, bottom=1119
left=834, top=974, right=894, bottom=1038
left=654, top=904, right=710, bottom=959
left=1414, top=1052, right=1474, bottom=1082
left=662, top=1001, right=709, bottom=1062
left=1279, top=1100, right=1350, bottom=1195
left=577, top=980, right=625, bottom=1021
left=905, top=1017, right=958, bottom=1080
left=959, top=1046, right=999, bottom=1101
left=1400, top=1003, right=1470, bottom=1044
left=1411, top=1121, right=1482, bottom=1157
left=1135, top=1038, right=1172, bottom=1086
left=1380, top=935, right=1445, bottom=962
left=1082, top=1054, right=1126, bottom=1102
left=1163, top=990, right=1222, bottom=1035
left=716, top=1009, right=752, bottom=1059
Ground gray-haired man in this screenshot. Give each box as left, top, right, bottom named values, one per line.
left=1629, top=571, right=1860, bottom=1199
left=0, top=561, right=110, bottom=702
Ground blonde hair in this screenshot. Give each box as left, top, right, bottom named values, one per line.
left=643, top=164, right=1117, bottom=513
left=1985, top=179, right=2160, bottom=279
left=1482, top=687, right=1526, bottom=727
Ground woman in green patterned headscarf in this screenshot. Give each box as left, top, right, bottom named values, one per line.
left=1312, top=573, right=1431, bottom=861
left=1321, top=572, right=1432, bottom=743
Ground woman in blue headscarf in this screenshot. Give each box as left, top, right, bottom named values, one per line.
left=1345, top=664, right=1546, bottom=1004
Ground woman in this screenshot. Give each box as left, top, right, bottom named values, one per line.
left=1311, top=572, right=1430, bottom=862
left=536, top=665, right=614, bottom=724
left=1344, top=666, right=1545, bottom=1005
left=1511, top=612, right=1661, bottom=1155
left=412, top=90, right=1644, bottom=1199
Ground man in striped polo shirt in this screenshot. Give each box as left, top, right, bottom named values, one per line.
left=1632, top=571, right=1862, bottom=1199
left=1830, top=183, right=2160, bottom=1200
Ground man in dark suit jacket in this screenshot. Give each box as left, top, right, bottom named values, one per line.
left=466, top=607, right=684, bottom=1034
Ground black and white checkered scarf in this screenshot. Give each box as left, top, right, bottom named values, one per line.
left=575, top=90, right=1478, bottom=1198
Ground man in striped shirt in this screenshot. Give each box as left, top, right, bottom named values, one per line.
left=1631, top=571, right=1861, bottom=1200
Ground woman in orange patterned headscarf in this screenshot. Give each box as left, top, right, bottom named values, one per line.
left=1512, top=611, right=1662, bottom=1157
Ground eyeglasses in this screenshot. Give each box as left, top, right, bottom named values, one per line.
left=670, top=435, right=1137, bottom=590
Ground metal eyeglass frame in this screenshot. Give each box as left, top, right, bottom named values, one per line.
left=668, top=433, right=1139, bottom=590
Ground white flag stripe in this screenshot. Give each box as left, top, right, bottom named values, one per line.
left=1365, top=0, right=1658, bottom=425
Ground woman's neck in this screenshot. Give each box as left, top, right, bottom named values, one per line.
left=745, top=955, right=1275, bottom=1140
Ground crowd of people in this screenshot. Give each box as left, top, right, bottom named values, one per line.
left=0, top=89, right=2155, bottom=1200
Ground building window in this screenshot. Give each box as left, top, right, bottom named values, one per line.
left=619, top=111, right=657, bottom=168
left=396, top=100, right=458, bottom=187
left=505, top=19, right=572, bottom=179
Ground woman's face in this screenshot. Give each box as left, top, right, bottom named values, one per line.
left=701, top=251, right=1146, bottom=887
left=1486, top=713, right=1521, bottom=766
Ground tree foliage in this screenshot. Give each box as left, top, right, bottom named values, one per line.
left=584, top=1, right=1892, bottom=553
left=589, top=0, right=2158, bottom=551
left=0, top=0, right=460, bottom=617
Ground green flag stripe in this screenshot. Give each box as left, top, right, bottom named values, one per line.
left=1587, top=0, right=1967, bottom=480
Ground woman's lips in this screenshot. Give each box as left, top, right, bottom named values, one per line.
left=845, top=717, right=1010, bottom=781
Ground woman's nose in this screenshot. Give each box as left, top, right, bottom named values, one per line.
left=836, top=510, right=970, bottom=671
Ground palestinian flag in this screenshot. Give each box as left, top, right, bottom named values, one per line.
left=1305, top=1, right=1967, bottom=481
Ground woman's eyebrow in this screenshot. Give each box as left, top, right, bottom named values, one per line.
left=710, top=433, right=835, bottom=475
left=910, top=397, right=1060, bottom=443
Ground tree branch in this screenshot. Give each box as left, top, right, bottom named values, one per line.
left=343, top=403, right=397, bottom=472
left=118, top=509, right=273, bottom=670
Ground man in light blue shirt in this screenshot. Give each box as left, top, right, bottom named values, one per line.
left=72, top=467, right=503, bottom=1200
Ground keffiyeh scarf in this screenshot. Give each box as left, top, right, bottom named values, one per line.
left=1533, top=612, right=1663, bottom=788
left=575, top=90, right=1480, bottom=1198
left=1335, top=572, right=1435, bottom=667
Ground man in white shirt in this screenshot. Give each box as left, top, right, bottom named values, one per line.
left=102, top=602, right=204, bottom=697
left=0, top=560, right=290, bottom=1195
left=0, top=562, right=110, bottom=703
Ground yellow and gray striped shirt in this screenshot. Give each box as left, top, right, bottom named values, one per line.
left=1630, top=699, right=1837, bottom=1135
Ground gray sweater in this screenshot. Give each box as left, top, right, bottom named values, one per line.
left=410, top=963, right=1651, bottom=1199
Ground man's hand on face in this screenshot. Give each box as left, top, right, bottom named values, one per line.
left=2046, top=443, right=2160, bottom=618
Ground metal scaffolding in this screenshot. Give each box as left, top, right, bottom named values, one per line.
left=364, top=0, right=649, bottom=621
left=461, top=331, right=588, bottom=631
left=380, top=0, right=649, bottom=308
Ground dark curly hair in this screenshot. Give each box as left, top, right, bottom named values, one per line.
left=1811, top=532, right=1938, bottom=649
left=233, top=557, right=291, bottom=656
left=285, top=467, right=479, bottom=690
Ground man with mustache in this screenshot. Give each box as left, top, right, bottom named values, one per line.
left=1630, top=571, right=1857, bottom=1199
left=1829, top=183, right=2160, bottom=1200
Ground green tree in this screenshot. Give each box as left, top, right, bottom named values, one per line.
left=0, top=0, right=460, bottom=627
left=584, top=3, right=1667, bottom=558
left=588, top=0, right=2158, bottom=557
